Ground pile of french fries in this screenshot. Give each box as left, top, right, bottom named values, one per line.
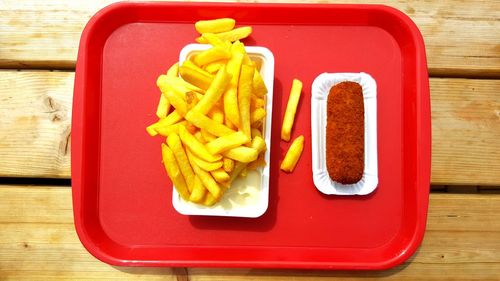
left=146, top=19, right=268, bottom=206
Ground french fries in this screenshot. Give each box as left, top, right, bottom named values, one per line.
left=148, top=18, right=273, bottom=207
left=281, top=79, right=303, bottom=141
left=280, top=135, right=305, bottom=172
left=195, top=18, right=236, bottom=34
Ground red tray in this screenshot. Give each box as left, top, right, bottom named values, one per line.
left=72, top=2, right=431, bottom=269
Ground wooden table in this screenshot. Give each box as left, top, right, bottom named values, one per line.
left=1, top=1, right=499, bottom=280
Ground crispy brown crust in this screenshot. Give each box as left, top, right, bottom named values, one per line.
left=326, top=81, right=364, bottom=184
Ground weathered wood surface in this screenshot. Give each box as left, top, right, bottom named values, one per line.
left=1, top=185, right=499, bottom=280
left=0, top=0, right=499, bottom=77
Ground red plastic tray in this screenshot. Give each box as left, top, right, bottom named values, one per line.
left=72, top=2, right=431, bottom=269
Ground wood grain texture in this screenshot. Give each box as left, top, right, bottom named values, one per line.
left=0, top=185, right=499, bottom=280
left=0, top=0, right=499, bottom=77
left=430, top=78, right=500, bottom=185
left=0, top=71, right=72, bottom=178
left=1, top=71, right=499, bottom=185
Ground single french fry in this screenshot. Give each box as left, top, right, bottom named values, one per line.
left=192, top=65, right=231, bottom=115
left=156, top=95, right=171, bottom=119
left=247, top=153, right=266, bottom=170
left=178, top=125, right=221, bottom=162
left=189, top=175, right=207, bottom=203
left=210, top=107, right=225, bottom=124
left=281, top=79, right=303, bottom=141
left=164, top=90, right=188, bottom=116
left=250, top=107, right=266, bottom=125
left=224, top=51, right=244, bottom=127
left=193, top=46, right=231, bottom=67
left=223, top=146, right=258, bottom=163
left=200, top=33, right=231, bottom=50
left=146, top=125, right=158, bottom=136
left=204, top=60, right=226, bottom=74
left=155, top=121, right=187, bottom=137
left=232, top=40, right=254, bottom=66
left=161, top=144, right=190, bottom=201
left=167, top=133, right=196, bottom=192
left=196, top=27, right=252, bottom=43
left=186, top=150, right=222, bottom=199
left=229, top=161, right=247, bottom=183
left=211, top=168, right=230, bottom=183
left=280, top=135, right=305, bottom=172
left=251, top=127, right=262, bottom=139
left=206, top=131, right=250, bottom=155
left=253, top=69, right=268, bottom=97
left=186, top=149, right=223, bottom=171
left=250, top=135, right=267, bottom=154
left=157, top=75, right=204, bottom=94
left=223, top=157, right=234, bottom=173
left=195, top=18, right=235, bottom=34
left=161, top=110, right=183, bottom=126
left=185, top=110, right=235, bottom=137
left=179, top=64, right=214, bottom=91
left=166, top=62, right=179, bottom=77
left=238, top=64, right=254, bottom=139
left=201, top=128, right=217, bottom=142
left=203, top=193, right=219, bottom=206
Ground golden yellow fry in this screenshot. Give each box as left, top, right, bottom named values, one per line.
left=157, top=75, right=204, bottom=94
left=179, top=64, right=214, bottom=91
left=204, top=60, right=226, bottom=74
left=211, top=168, right=230, bottom=183
left=167, top=133, right=195, bottom=192
left=196, top=27, right=252, bottom=43
left=185, top=110, right=235, bottom=137
left=229, top=161, right=247, bottom=183
left=210, top=107, right=225, bottom=124
left=250, top=107, right=266, bottom=125
left=223, top=146, right=259, bottom=163
left=178, top=125, right=221, bottom=162
left=281, top=79, right=303, bottom=141
left=186, top=149, right=223, bottom=171
left=161, top=144, right=190, bottom=201
left=223, top=157, right=234, bottom=173
left=146, top=125, right=158, bottom=136
left=195, top=18, right=235, bottom=34
left=225, top=116, right=237, bottom=130
left=201, top=128, right=217, bottom=142
left=232, top=40, right=254, bottom=66
left=156, top=95, right=171, bottom=119
left=193, top=47, right=231, bottom=67
left=224, top=51, right=244, bottom=127
left=280, top=135, right=305, bottom=172
left=238, top=64, right=254, bottom=139
left=247, top=153, right=266, bottom=170
left=192, top=65, right=231, bottom=115
left=250, top=135, right=267, bottom=153
left=194, top=130, right=206, bottom=143
left=186, top=150, right=222, bottom=199
left=251, top=128, right=262, bottom=139
left=200, top=33, right=231, bottom=49
left=189, top=175, right=207, bottom=203
left=166, top=62, right=179, bottom=77
left=253, top=69, right=268, bottom=97
left=164, top=90, right=188, bottom=116
left=183, top=60, right=213, bottom=78
left=155, top=121, right=187, bottom=137
left=203, top=193, right=219, bottom=206
left=206, top=131, right=250, bottom=155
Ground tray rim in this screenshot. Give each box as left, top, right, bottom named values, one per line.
left=72, top=1, right=431, bottom=270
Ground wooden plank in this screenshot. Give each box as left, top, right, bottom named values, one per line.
left=1, top=71, right=499, bottom=185
left=430, top=78, right=500, bottom=185
left=0, top=71, right=72, bottom=178
left=1, top=185, right=499, bottom=280
left=0, top=0, right=499, bottom=77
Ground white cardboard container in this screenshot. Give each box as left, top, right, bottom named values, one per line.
left=311, top=72, right=378, bottom=195
left=172, top=43, right=274, bottom=217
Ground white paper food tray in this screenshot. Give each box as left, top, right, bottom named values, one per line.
left=172, top=43, right=274, bottom=217
left=311, top=72, right=378, bottom=195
